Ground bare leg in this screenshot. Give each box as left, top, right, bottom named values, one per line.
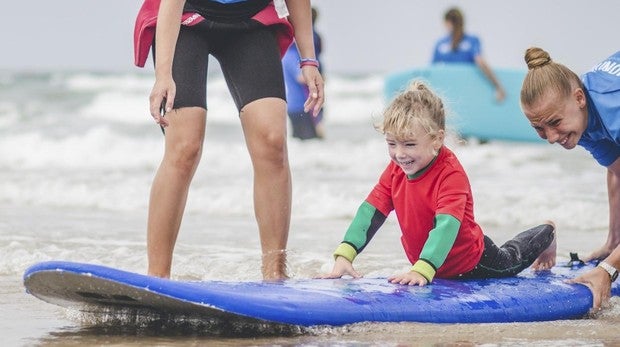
left=531, top=220, right=558, bottom=270
left=147, top=107, right=207, bottom=278
left=240, top=97, right=291, bottom=280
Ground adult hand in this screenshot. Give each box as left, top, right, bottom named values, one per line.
left=149, top=76, right=176, bottom=128
left=388, top=271, right=429, bottom=286
left=567, top=267, right=612, bottom=311
left=316, top=256, right=361, bottom=279
left=301, top=66, right=324, bottom=117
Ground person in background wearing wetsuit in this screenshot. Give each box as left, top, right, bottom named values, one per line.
left=520, top=47, right=620, bottom=310
left=431, top=7, right=506, bottom=103
left=133, top=0, right=324, bottom=280
left=282, top=6, right=324, bottom=140
left=319, top=80, right=556, bottom=285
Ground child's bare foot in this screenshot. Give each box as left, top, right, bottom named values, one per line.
left=531, top=221, right=557, bottom=271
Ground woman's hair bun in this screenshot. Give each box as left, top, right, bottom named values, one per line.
left=524, top=47, right=552, bottom=70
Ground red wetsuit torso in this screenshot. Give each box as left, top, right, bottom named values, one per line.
left=366, top=146, right=484, bottom=278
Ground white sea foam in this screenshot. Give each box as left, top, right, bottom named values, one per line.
left=0, top=70, right=611, bottom=279
left=2, top=78, right=618, bottom=344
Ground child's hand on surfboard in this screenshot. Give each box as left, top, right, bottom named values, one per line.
left=316, top=256, right=362, bottom=279
left=388, top=271, right=429, bottom=286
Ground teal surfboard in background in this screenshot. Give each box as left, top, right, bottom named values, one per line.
left=384, top=65, right=543, bottom=143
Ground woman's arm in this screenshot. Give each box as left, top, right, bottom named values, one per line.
left=284, top=0, right=324, bottom=116
left=284, top=0, right=313, bottom=59
left=149, top=0, right=185, bottom=125
left=606, top=161, right=620, bottom=251
left=585, top=159, right=620, bottom=261
left=474, top=56, right=506, bottom=103
left=572, top=158, right=620, bottom=310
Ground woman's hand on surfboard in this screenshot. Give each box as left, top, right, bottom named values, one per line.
left=388, top=271, right=429, bottom=286
left=316, top=256, right=361, bottom=279
left=568, top=267, right=612, bottom=311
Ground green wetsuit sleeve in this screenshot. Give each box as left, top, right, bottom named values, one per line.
left=334, top=201, right=387, bottom=262
left=411, top=213, right=460, bottom=282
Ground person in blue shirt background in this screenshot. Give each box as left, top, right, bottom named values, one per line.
left=282, top=7, right=324, bottom=140
left=431, top=7, right=505, bottom=102
left=520, top=47, right=620, bottom=311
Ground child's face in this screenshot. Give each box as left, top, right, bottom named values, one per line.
left=385, top=125, right=443, bottom=176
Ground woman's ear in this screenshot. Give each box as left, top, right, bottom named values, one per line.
left=574, top=88, right=586, bottom=109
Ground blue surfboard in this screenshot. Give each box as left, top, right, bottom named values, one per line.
left=384, top=65, right=543, bottom=143
left=23, top=261, right=619, bottom=327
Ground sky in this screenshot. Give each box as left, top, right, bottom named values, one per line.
left=1, top=0, right=618, bottom=75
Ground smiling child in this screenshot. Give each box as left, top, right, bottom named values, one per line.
left=319, top=81, right=557, bottom=286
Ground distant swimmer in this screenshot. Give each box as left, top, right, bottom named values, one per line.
left=431, top=7, right=506, bottom=102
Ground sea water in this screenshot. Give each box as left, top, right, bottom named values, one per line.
left=1, top=70, right=619, bottom=346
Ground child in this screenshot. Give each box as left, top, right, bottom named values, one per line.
left=320, top=81, right=557, bottom=286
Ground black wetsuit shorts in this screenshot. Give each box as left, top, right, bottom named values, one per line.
left=153, top=16, right=286, bottom=112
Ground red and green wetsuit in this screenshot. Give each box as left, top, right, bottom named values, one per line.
left=334, top=146, right=484, bottom=282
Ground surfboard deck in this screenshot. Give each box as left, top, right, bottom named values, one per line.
left=23, top=261, right=619, bottom=327
left=384, top=65, right=543, bottom=143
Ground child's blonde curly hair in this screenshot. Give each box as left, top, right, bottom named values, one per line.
left=376, top=80, right=446, bottom=141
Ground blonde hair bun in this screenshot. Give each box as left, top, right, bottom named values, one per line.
left=524, top=47, right=552, bottom=70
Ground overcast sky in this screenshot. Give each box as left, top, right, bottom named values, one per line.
left=1, top=1, right=618, bottom=75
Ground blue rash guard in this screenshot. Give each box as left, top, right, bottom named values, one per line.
left=431, top=34, right=481, bottom=64
left=578, top=51, right=620, bottom=167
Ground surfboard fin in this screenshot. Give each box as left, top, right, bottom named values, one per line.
left=565, top=252, right=585, bottom=268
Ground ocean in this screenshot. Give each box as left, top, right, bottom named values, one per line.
left=1, top=69, right=618, bottom=346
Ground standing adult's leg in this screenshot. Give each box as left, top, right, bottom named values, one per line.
left=240, top=97, right=291, bottom=280
left=147, top=107, right=207, bottom=278
left=213, top=24, right=292, bottom=279
left=147, top=25, right=210, bottom=278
